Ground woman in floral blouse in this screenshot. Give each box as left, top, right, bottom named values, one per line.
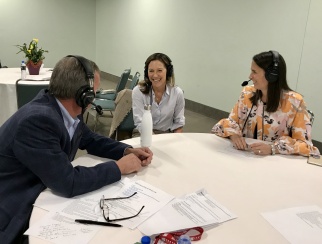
left=212, top=50, right=320, bottom=157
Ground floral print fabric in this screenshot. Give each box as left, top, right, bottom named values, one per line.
left=212, top=86, right=320, bottom=156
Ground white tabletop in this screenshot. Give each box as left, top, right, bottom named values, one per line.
left=0, top=67, right=52, bottom=126
left=29, top=133, right=322, bottom=243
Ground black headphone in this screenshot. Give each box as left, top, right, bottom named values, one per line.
left=265, top=50, right=279, bottom=83
left=144, top=53, right=173, bottom=81
left=67, top=55, right=96, bottom=108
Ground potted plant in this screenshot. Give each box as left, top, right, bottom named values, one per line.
left=16, top=38, right=49, bottom=75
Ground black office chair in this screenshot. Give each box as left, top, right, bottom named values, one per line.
left=16, top=79, right=49, bottom=108
left=0, top=60, right=8, bottom=68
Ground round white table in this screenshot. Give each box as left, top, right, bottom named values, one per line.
left=0, top=67, right=51, bottom=126
left=30, top=133, right=322, bottom=243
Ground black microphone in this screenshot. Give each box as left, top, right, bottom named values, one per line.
left=90, top=101, right=103, bottom=115
left=241, top=79, right=251, bottom=86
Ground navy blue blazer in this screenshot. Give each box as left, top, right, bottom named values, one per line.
left=0, top=90, right=130, bottom=243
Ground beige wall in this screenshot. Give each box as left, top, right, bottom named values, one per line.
left=96, top=0, right=322, bottom=142
left=1, top=0, right=321, bottom=141
left=0, top=0, right=96, bottom=68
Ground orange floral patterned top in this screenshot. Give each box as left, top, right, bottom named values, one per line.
left=212, top=86, right=320, bottom=156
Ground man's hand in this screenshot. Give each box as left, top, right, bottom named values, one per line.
left=116, top=147, right=153, bottom=175
left=124, top=147, right=153, bottom=166
left=116, top=154, right=143, bottom=175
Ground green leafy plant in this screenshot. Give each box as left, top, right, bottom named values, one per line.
left=15, top=38, right=48, bottom=64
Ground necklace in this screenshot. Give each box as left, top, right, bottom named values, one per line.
left=153, top=87, right=165, bottom=103
left=154, top=92, right=163, bottom=103
left=155, top=95, right=161, bottom=103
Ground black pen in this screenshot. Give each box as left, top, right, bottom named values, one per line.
left=75, top=219, right=122, bottom=227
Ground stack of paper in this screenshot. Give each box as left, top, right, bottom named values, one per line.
left=26, top=178, right=237, bottom=243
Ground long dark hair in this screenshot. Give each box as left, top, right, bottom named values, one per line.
left=250, top=51, right=292, bottom=112
left=140, top=53, right=175, bottom=94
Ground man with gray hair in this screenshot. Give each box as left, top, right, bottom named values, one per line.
left=0, top=55, right=153, bottom=243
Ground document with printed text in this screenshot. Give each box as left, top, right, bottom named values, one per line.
left=26, top=178, right=174, bottom=243
left=262, top=205, right=322, bottom=244
left=138, top=189, right=237, bottom=236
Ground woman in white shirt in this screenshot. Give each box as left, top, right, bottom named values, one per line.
left=132, top=53, right=185, bottom=134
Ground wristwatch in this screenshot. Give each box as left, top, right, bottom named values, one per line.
left=271, top=144, right=276, bottom=155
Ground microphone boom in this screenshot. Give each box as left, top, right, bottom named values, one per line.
left=241, top=79, right=251, bottom=86
left=90, top=101, right=103, bottom=115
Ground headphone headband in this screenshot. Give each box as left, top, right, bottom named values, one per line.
left=67, top=55, right=94, bottom=86
left=265, top=50, right=280, bottom=83
left=66, top=55, right=95, bottom=108
left=269, top=50, right=279, bottom=68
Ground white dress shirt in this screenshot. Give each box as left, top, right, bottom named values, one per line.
left=132, top=84, right=185, bottom=133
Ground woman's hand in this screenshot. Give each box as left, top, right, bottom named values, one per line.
left=173, top=127, right=183, bottom=133
left=250, top=142, right=272, bottom=156
left=229, top=134, right=248, bottom=150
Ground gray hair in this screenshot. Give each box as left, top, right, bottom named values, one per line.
left=49, top=56, right=100, bottom=99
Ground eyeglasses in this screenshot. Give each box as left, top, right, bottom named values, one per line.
left=99, top=192, right=145, bottom=223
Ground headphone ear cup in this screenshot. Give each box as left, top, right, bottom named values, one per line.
left=144, top=66, right=148, bottom=81
left=265, top=66, right=279, bottom=83
left=265, top=50, right=280, bottom=83
left=75, top=85, right=95, bottom=108
left=166, top=64, right=173, bottom=80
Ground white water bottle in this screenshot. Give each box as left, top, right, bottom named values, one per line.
left=21, top=61, right=26, bottom=79
left=140, top=104, right=152, bottom=147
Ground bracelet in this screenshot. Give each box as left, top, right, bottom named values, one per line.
left=271, top=144, right=276, bottom=155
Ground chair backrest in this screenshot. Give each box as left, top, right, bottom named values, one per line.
left=16, top=79, right=49, bottom=108
left=307, top=109, right=314, bottom=126
left=129, top=72, right=140, bottom=90
left=109, top=89, right=135, bottom=139
left=115, top=68, right=131, bottom=93
left=118, top=109, right=135, bottom=131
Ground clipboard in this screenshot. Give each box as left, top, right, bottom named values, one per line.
left=307, top=155, right=322, bottom=167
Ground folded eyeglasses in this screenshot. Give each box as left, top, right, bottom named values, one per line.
left=99, top=192, right=145, bottom=222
